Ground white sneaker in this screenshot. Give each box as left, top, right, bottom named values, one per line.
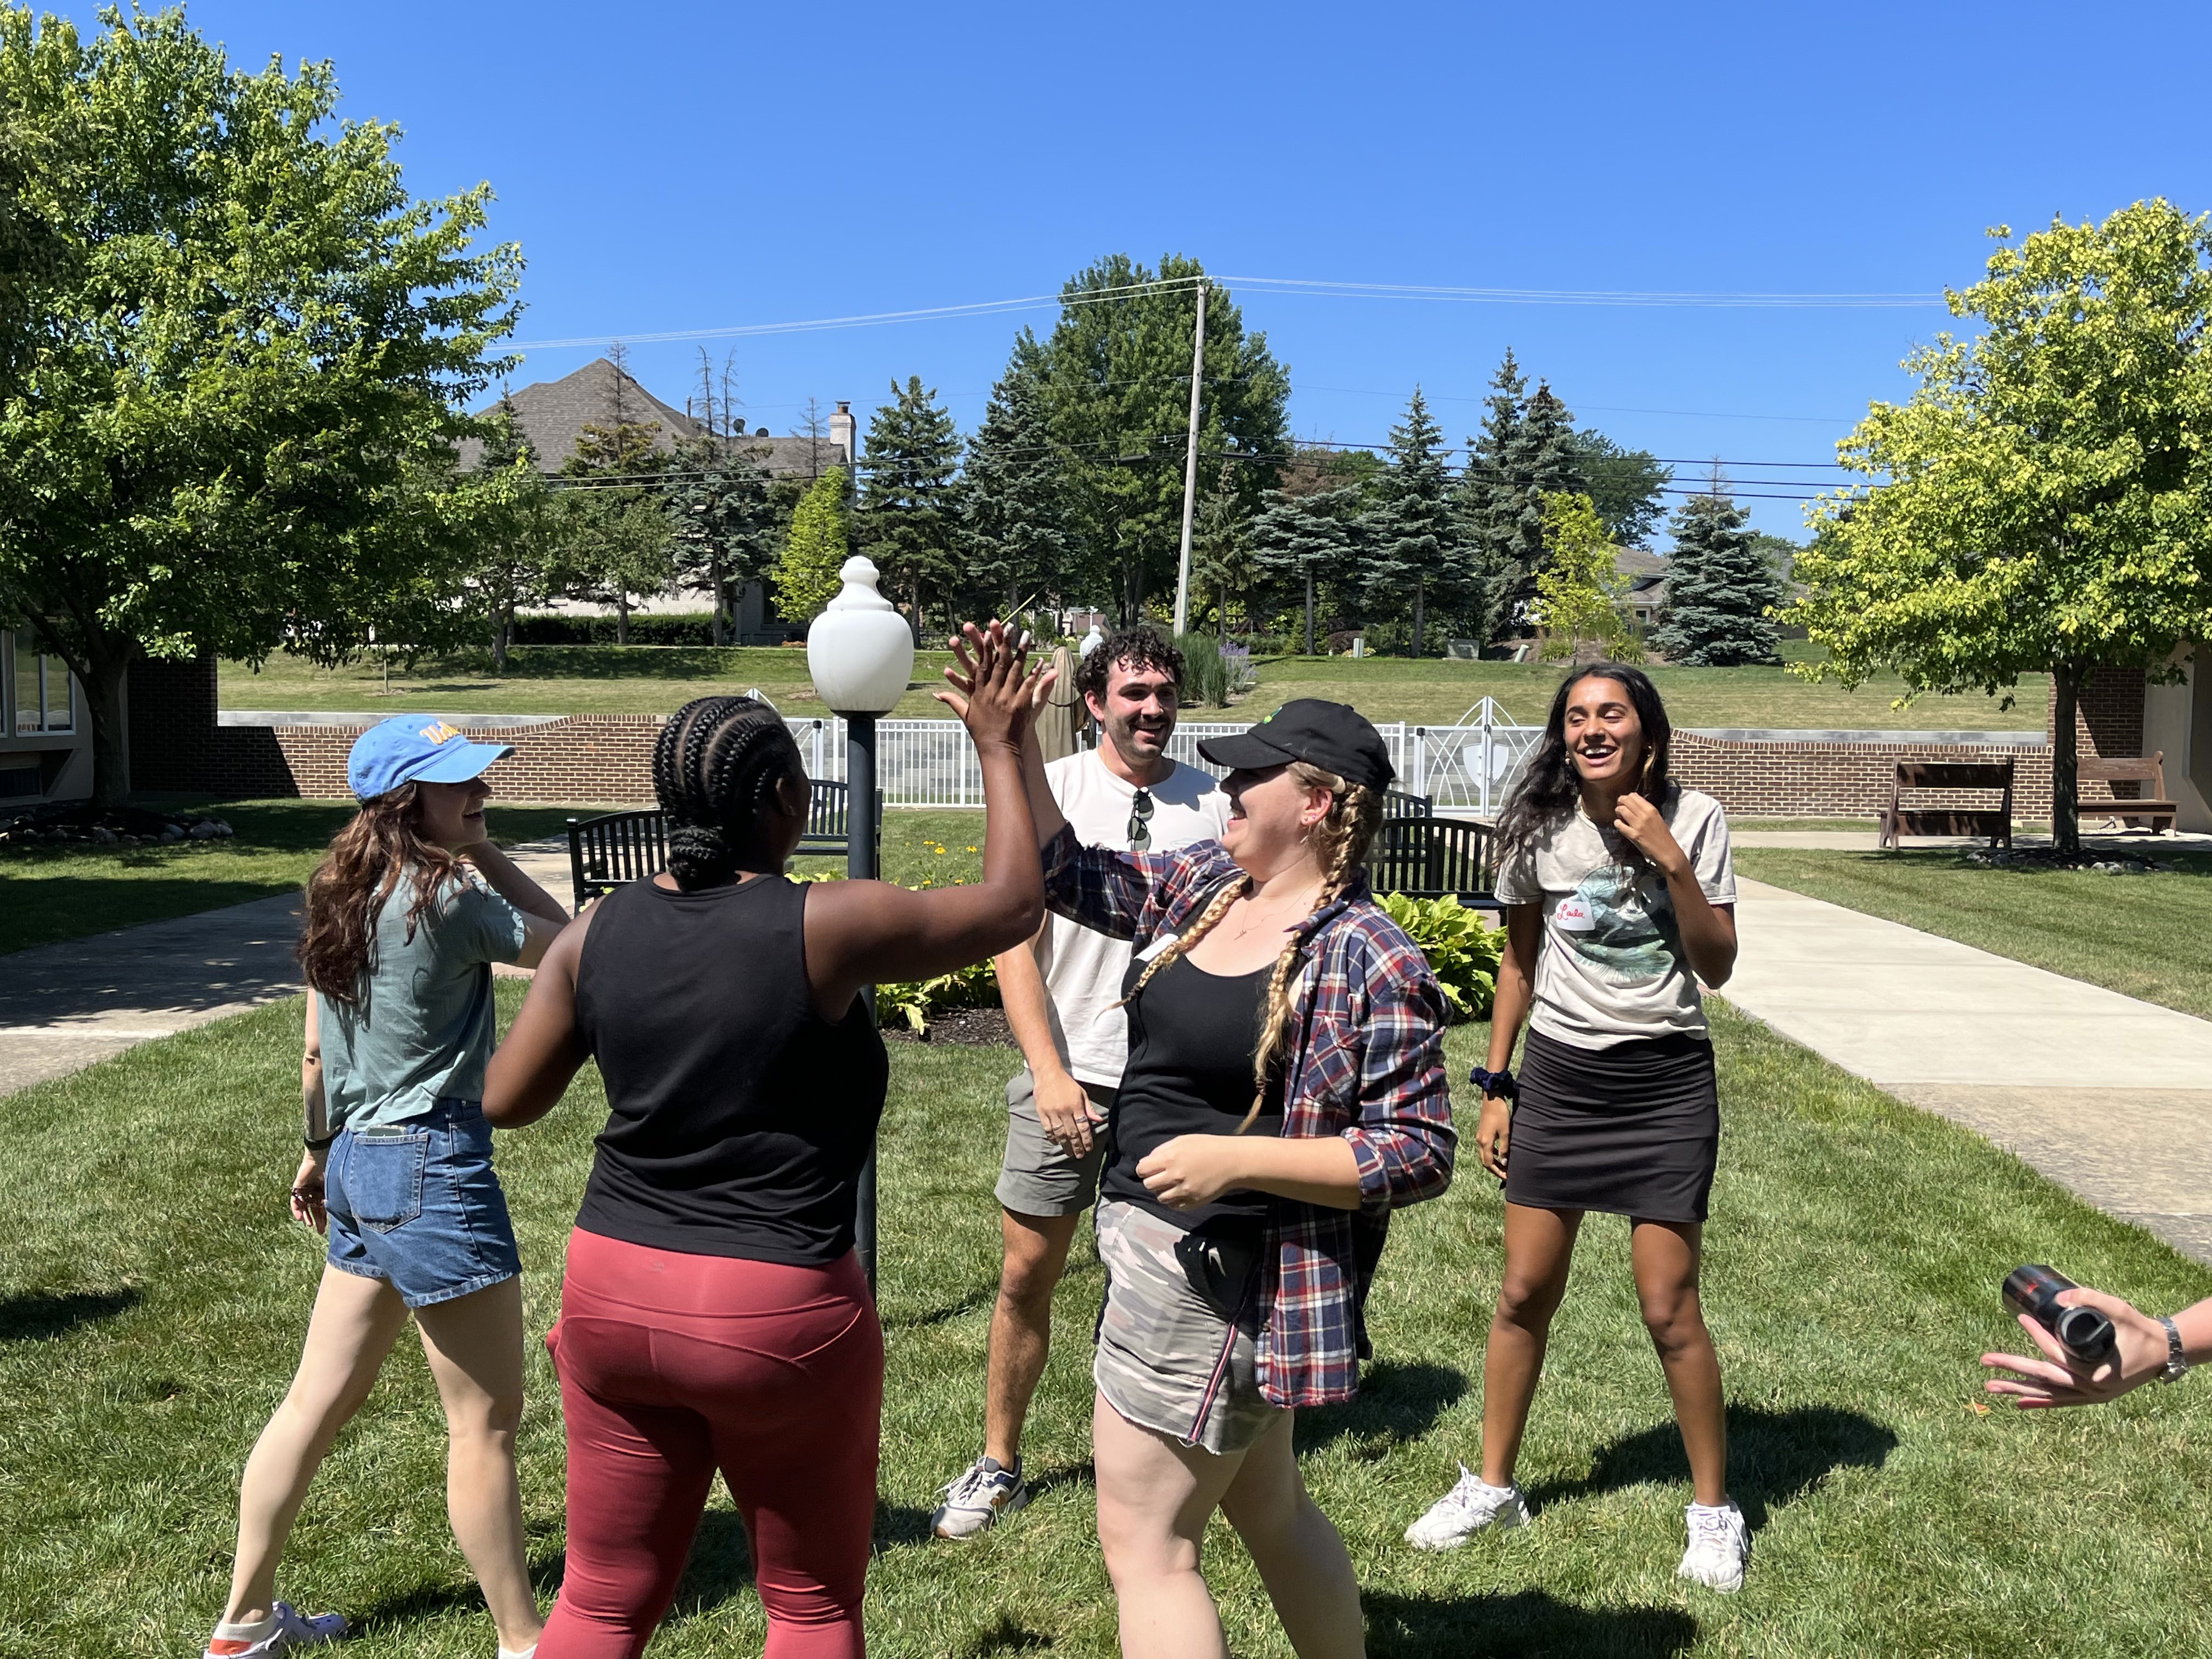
left=203, top=1601, right=349, bottom=1657
left=1677, top=1500, right=1750, bottom=1593
left=930, top=1455, right=1029, bottom=1539
left=1403, top=1464, right=1528, bottom=1550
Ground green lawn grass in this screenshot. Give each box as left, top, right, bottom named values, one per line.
left=1735, top=847, right=2212, bottom=1020
left=5, top=992, right=2209, bottom=1655
left=0, top=801, right=597, bottom=956
left=222, top=647, right=2049, bottom=733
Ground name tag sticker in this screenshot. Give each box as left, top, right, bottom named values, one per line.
left=1136, top=930, right=1181, bottom=963
left=1553, top=894, right=1595, bottom=933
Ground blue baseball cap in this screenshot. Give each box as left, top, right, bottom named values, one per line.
left=347, top=716, right=516, bottom=801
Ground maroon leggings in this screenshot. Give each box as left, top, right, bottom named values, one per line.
left=540, top=1228, right=883, bottom=1659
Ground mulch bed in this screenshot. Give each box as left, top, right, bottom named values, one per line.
left=881, top=1007, right=1013, bottom=1046
left=1963, top=846, right=2173, bottom=875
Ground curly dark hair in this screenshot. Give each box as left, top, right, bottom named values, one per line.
left=1493, top=664, right=1674, bottom=859
left=652, top=695, right=806, bottom=887
left=1073, top=625, right=1184, bottom=708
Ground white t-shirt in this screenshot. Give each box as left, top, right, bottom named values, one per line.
left=1493, top=788, right=1736, bottom=1050
left=1035, top=748, right=1233, bottom=1087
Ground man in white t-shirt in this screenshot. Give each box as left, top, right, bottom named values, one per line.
left=932, top=627, right=1231, bottom=1539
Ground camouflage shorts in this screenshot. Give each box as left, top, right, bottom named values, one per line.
left=1092, top=1200, right=1282, bottom=1455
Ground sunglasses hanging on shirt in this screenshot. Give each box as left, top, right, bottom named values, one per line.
left=1127, top=788, right=1154, bottom=851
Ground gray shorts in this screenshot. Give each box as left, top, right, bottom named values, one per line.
left=995, top=1069, right=1119, bottom=1218
left=1093, top=1200, right=1283, bottom=1455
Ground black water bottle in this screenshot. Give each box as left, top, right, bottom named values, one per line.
left=2002, top=1265, right=2118, bottom=1368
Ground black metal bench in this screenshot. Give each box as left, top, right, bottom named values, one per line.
left=1363, top=789, right=1496, bottom=903
left=566, top=780, right=879, bottom=911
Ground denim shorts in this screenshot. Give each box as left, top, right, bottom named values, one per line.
left=325, top=1098, right=522, bottom=1308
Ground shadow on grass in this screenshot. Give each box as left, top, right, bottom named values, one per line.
left=0, top=1284, right=141, bottom=1340
left=1365, top=1587, right=1697, bottom=1657
left=1297, top=1359, right=1469, bottom=1458
left=1525, top=1402, right=1896, bottom=1530
left=958, top=1611, right=1056, bottom=1654
left=350, top=1550, right=567, bottom=1635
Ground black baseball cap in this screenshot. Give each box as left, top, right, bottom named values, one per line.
left=1197, top=698, right=1395, bottom=792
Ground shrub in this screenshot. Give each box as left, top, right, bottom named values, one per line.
left=877, top=958, right=999, bottom=1034
left=510, top=612, right=723, bottom=646
left=1175, top=632, right=1259, bottom=708
left=1377, top=891, right=1506, bottom=1020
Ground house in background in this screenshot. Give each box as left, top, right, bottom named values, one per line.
left=1, top=627, right=88, bottom=803
left=469, top=358, right=857, bottom=642
left=1615, top=546, right=1669, bottom=637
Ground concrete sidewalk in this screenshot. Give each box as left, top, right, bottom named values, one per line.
left=1722, top=877, right=2212, bottom=1265
left=0, top=840, right=578, bottom=1099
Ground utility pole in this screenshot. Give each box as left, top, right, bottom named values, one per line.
left=1171, top=280, right=1209, bottom=637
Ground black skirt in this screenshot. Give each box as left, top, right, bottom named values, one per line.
left=1503, top=1028, right=1719, bottom=1223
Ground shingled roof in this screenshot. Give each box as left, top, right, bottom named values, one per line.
left=461, top=358, right=849, bottom=479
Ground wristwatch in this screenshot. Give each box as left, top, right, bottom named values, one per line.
left=2159, top=1315, right=2192, bottom=1384
left=1469, top=1065, right=1518, bottom=1101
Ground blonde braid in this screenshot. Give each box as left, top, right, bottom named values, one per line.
left=1239, top=765, right=1384, bottom=1130
left=1114, top=871, right=1251, bottom=1009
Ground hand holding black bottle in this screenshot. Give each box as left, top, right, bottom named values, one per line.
left=2003, top=1265, right=2119, bottom=1368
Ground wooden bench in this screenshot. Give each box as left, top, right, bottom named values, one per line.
left=1877, top=759, right=2014, bottom=850
left=2079, top=751, right=2180, bottom=833
left=566, top=780, right=879, bottom=912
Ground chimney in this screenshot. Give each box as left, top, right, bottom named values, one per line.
left=830, top=400, right=856, bottom=471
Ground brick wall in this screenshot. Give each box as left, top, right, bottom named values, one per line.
left=1671, top=732, right=2050, bottom=821
left=2056, top=665, right=2147, bottom=802
left=183, top=714, right=667, bottom=804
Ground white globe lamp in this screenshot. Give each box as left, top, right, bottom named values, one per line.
left=807, top=556, right=915, bottom=716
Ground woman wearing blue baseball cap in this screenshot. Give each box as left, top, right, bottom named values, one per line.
left=205, top=716, right=569, bottom=1659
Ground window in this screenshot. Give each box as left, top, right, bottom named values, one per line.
left=11, top=629, right=73, bottom=733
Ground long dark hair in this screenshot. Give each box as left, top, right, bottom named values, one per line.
left=1494, top=664, right=1674, bottom=857
left=653, top=695, right=806, bottom=888
left=297, top=783, right=466, bottom=1003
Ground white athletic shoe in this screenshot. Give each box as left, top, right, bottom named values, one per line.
left=202, top=1601, right=348, bottom=1657
left=1403, top=1464, right=1529, bottom=1550
left=930, top=1455, right=1029, bottom=1539
left=1676, top=1500, right=1750, bottom=1593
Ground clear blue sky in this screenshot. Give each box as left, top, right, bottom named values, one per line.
left=45, top=1, right=2212, bottom=540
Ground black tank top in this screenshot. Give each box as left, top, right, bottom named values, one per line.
left=1103, top=951, right=1283, bottom=1237
left=572, top=874, right=887, bottom=1266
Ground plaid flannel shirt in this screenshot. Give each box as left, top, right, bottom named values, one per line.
left=1042, top=823, right=1456, bottom=1407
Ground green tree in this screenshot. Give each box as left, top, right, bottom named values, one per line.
left=1032, top=256, right=1290, bottom=623
left=1361, top=388, right=1475, bottom=656
left=1790, top=200, right=2212, bottom=851
left=774, top=467, right=851, bottom=624
left=1252, top=484, right=1362, bottom=655
left=1190, top=477, right=1257, bottom=637
left=1652, top=474, right=1783, bottom=665
left=556, top=345, right=672, bottom=642
left=963, top=342, right=1070, bottom=612
left=468, top=393, right=558, bottom=668
left=1570, top=430, right=1674, bottom=548
left=859, top=375, right=963, bottom=640
left=0, top=5, right=520, bottom=802
left=1460, top=353, right=1587, bottom=638
left=1531, top=493, right=1639, bottom=663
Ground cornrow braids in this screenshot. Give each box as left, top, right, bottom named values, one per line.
left=1114, top=871, right=1251, bottom=1011
left=652, top=695, right=805, bottom=889
left=1240, top=764, right=1383, bottom=1130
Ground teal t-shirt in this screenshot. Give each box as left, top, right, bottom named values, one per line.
left=317, top=873, right=531, bottom=1133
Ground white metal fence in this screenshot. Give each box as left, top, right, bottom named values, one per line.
left=783, top=698, right=1541, bottom=817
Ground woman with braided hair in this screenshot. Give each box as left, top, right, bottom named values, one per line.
left=964, top=637, right=1455, bottom=1659
left=486, top=625, right=1050, bottom=1659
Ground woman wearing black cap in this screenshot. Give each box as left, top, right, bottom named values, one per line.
left=954, top=632, right=1455, bottom=1659
left=1402, top=664, right=1748, bottom=1593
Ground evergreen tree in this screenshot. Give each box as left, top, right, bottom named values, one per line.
left=1359, top=388, right=1465, bottom=656
left=556, top=345, right=673, bottom=643
left=859, top=375, right=963, bottom=640
left=1458, top=355, right=1588, bottom=639
left=1253, top=484, right=1361, bottom=654
left=774, top=467, right=851, bottom=624
left=668, top=435, right=774, bottom=644
left=1652, top=473, right=1784, bottom=665
left=1190, top=477, right=1257, bottom=636
left=963, top=342, right=1070, bottom=612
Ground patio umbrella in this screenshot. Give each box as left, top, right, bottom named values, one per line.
left=1036, top=643, right=1081, bottom=762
